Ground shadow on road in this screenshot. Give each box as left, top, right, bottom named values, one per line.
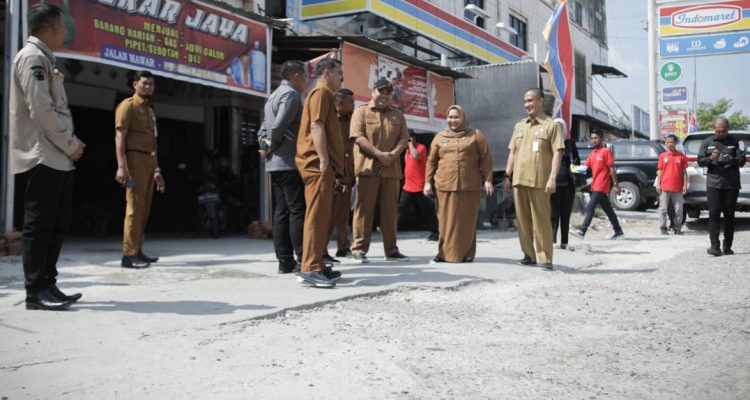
left=75, top=300, right=275, bottom=315
left=339, top=265, right=483, bottom=287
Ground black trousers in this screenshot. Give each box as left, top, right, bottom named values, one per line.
left=580, top=191, right=623, bottom=234
left=270, top=170, right=306, bottom=263
left=550, top=184, right=575, bottom=245
left=397, top=190, right=439, bottom=235
left=20, top=164, right=74, bottom=295
left=707, top=187, right=739, bottom=250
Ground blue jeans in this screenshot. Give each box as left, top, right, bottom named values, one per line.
left=580, top=191, right=622, bottom=235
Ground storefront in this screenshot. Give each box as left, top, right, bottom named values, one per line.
left=266, top=35, right=467, bottom=227
left=2, top=1, right=283, bottom=235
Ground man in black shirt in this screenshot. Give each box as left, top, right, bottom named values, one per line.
left=697, top=117, right=747, bottom=256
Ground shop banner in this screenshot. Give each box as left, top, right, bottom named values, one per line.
left=301, top=51, right=336, bottom=99
left=342, top=43, right=378, bottom=103
left=659, top=0, right=750, bottom=37
left=429, top=73, right=455, bottom=121
left=28, top=0, right=270, bottom=96
left=659, top=110, right=689, bottom=140
left=378, top=55, right=429, bottom=120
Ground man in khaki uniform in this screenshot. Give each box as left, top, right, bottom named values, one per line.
left=324, top=88, right=356, bottom=262
left=350, top=78, right=410, bottom=263
left=503, top=88, right=564, bottom=271
left=295, top=58, right=346, bottom=288
left=11, top=4, right=85, bottom=310
left=114, top=70, right=165, bottom=269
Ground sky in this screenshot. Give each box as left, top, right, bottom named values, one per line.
left=595, top=0, right=750, bottom=123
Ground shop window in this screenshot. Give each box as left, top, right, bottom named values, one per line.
left=572, top=0, right=583, bottom=26
left=509, top=14, right=527, bottom=51
left=575, top=51, right=587, bottom=102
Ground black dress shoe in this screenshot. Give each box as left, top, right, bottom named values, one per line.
left=518, top=256, right=537, bottom=266
left=335, top=249, right=352, bottom=258
left=723, top=248, right=734, bottom=255
left=138, top=251, right=159, bottom=263
left=278, top=261, right=296, bottom=274
left=122, top=255, right=150, bottom=269
left=50, top=286, right=82, bottom=302
left=26, top=290, right=74, bottom=311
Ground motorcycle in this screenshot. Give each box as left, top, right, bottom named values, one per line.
left=197, top=182, right=224, bottom=238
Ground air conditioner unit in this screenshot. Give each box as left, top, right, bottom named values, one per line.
left=464, top=4, right=490, bottom=19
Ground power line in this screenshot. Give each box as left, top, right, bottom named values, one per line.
left=593, top=75, right=631, bottom=119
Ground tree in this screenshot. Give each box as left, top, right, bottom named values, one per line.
left=696, top=98, right=750, bottom=131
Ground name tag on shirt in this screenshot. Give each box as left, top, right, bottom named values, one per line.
left=532, top=140, right=539, bottom=152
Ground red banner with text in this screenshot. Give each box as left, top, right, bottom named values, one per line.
left=27, top=0, right=270, bottom=96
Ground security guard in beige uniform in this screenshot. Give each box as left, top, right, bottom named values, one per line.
left=10, top=4, right=85, bottom=310
left=114, top=70, right=165, bottom=268
left=503, top=88, right=564, bottom=271
left=350, top=78, right=410, bottom=263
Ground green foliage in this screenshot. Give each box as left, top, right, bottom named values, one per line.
left=696, top=98, right=750, bottom=131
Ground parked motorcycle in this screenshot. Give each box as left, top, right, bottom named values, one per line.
left=197, top=182, right=224, bottom=238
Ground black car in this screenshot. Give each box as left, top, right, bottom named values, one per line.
left=577, top=140, right=665, bottom=211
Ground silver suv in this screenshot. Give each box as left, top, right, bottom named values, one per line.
left=682, top=131, right=750, bottom=219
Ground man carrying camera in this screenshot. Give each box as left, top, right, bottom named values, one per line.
left=698, top=117, right=746, bottom=256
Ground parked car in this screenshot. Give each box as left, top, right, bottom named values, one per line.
left=682, top=130, right=750, bottom=219
left=577, top=140, right=665, bottom=211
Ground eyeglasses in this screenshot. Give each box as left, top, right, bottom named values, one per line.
left=377, top=87, right=393, bottom=94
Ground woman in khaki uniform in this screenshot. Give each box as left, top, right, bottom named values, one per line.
left=424, top=105, right=494, bottom=262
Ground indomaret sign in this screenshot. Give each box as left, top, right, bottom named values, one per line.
left=659, top=0, right=750, bottom=36
left=26, top=0, right=271, bottom=97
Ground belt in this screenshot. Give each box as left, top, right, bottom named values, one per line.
left=126, top=149, right=156, bottom=156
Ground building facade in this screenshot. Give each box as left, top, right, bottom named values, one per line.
left=284, top=0, right=622, bottom=139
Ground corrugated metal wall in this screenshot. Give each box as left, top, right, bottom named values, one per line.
left=455, top=61, right=539, bottom=171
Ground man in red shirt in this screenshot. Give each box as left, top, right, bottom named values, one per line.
left=572, top=130, right=624, bottom=239
left=397, top=130, right=439, bottom=241
left=657, top=134, right=688, bottom=235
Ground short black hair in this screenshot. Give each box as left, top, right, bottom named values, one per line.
left=665, top=134, right=680, bottom=143
left=337, top=88, right=353, bottom=97
left=135, top=70, right=154, bottom=81
left=314, top=58, right=342, bottom=77
left=714, top=116, right=730, bottom=129
left=524, top=88, right=544, bottom=100
left=280, top=61, right=305, bottom=81
left=590, top=129, right=604, bottom=138
left=28, top=3, right=63, bottom=36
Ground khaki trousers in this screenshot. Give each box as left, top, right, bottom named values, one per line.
left=513, top=186, right=554, bottom=264
left=327, top=190, right=351, bottom=252
left=300, top=170, right=335, bottom=272
left=123, top=152, right=156, bottom=256
left=351, top=175, right=400, bottom=255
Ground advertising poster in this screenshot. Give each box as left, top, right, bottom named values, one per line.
left=28, top=0, right=271, bottom=96
left=378, top=55, right=429, bottom=120
left=301, top=51, right=336, bottom=99
left=342, top=43, right=378, bottom=103
left=659, top=110, right=689, bottom=140
left=429, top=73, right=455, bottom=121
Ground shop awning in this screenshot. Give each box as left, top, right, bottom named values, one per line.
left=574, top=113, right=647, bottom=139
left=276, top=35, right=471, bottom=79
left=591, top=64, right=627, bottom=78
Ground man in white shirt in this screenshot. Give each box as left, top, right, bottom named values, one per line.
left=10, top=3, right=85, bottom=310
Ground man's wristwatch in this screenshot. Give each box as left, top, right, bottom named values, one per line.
left=154, top=167, right=161, bottom=174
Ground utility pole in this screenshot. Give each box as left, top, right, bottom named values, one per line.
left=648, top=0, right=659, bottom=140
left=2, top=0, right=21, bottom=232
